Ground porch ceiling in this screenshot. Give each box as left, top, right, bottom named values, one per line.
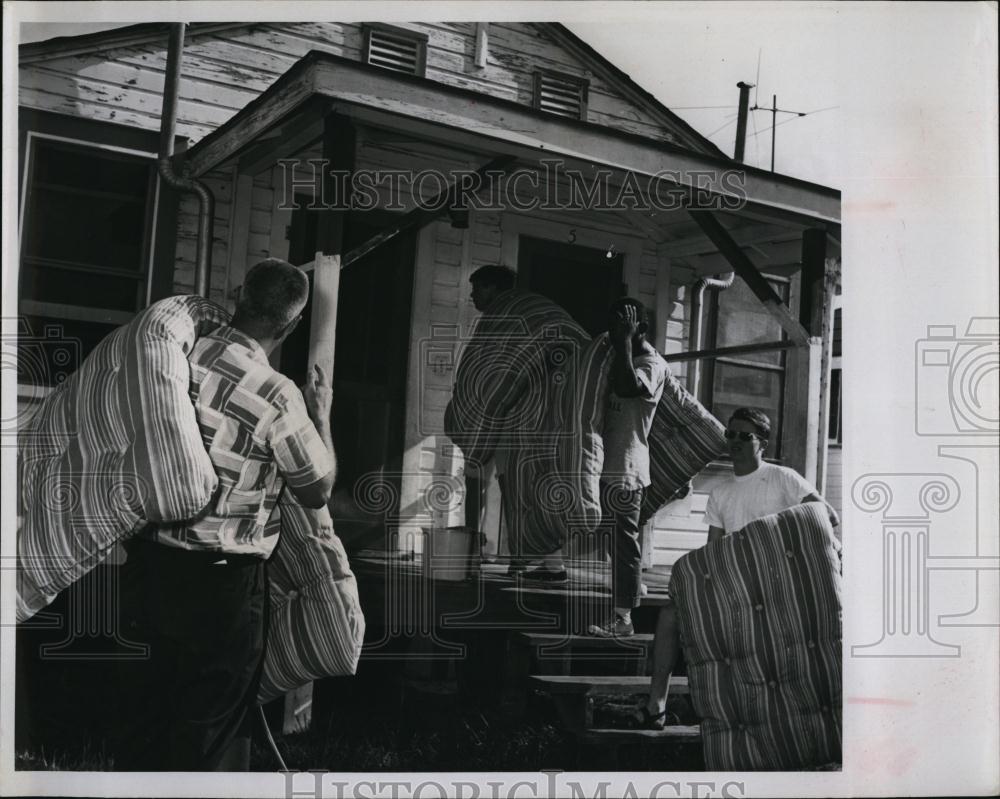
left=184, top=51, right=840, bottom=229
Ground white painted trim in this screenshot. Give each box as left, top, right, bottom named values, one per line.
left=498, top=211, right=644, bottom=295
left=144, top=174, right=161, bottom=308
left=399, top=222, right=439, bottom=552
left=267, top=163, right=293, bottom=262
left=19, top=300, right=134, bottom=326
left=16, top=383, right=54, bottom=401
left=654, top=252, right=672, bottom=352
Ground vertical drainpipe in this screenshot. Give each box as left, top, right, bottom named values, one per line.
left=687, top=272, right=735, bottom=396
left=687, top=80, right=755, bottom=396
left=158, top=23, right=215, bottom=298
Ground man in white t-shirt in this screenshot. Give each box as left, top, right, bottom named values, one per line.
left=704, top=407, right=834, bottom=540
left=634, top=407, right=837, bottom=728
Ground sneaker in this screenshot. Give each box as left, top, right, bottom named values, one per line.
left=505, top=560, right=528, bottom=577
left=519, top=567, right=569, bottom=585
left=587, top=614, right=634, bottom=638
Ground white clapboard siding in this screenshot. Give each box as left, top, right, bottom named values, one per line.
left=21, top=22, right=695, bottom=150
left=825, top=445, right=843, bottom=524
left=648, top=464, right=732, bottom=567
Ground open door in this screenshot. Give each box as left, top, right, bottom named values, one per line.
left=517, top=235, right=625, bottom=335
left=280, top=206, right=416, bottom=549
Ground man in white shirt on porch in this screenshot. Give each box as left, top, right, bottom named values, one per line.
left=635, top=406, right=837, bottom=728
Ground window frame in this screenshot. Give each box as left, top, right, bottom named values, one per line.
left=699, top=272, right=793, bottom=461
left=19, top=131, right=161, bottom=319
left=16, top=117, right=166, bottom=400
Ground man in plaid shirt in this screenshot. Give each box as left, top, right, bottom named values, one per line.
left=119, top=259, right=335, bottom=771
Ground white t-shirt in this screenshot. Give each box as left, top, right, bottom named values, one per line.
left=601, top=350, right=668, bottom=490
left=702, top=462, right=818, bottom=534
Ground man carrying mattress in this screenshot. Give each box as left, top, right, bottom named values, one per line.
left=635, top=407, right=837, bottom=728
left=587, top=298, right=667, bottom=638
left=117, top=259, right=336, bottom=770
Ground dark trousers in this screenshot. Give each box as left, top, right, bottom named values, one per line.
left=115, top=539, right=268, bottom=771
left=600, top=483, right=645, bottom=610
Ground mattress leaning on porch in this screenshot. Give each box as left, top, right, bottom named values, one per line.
left=445, top=290, right=726, bottom=556
left=17, top=294, right=364, bottom=693
left=669, top=501, right=843, bottom=771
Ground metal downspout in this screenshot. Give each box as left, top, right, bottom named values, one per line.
left=687, top=272, right=735, bottom=396
left=158, top=23, right=215, bottom=298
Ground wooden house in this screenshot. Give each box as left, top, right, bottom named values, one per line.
left=16, top=21, right=841, bottom=570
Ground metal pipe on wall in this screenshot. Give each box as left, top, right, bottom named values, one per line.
left=686, top=271, right=735, bottom=396
left=158, top=23, right=215, bottom=299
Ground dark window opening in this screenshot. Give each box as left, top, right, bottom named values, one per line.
left=18, top=137, right=156, bottom=385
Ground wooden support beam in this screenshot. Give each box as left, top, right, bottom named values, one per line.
left=341, top=154, right=517, bottom=270
left=799, top=228, right=828, bottom=337
left=237, top=115, right=325, bottom=176
left=663, top=339, right=795, bottom=363
left=688, top=210, right=811, bottom=346
left=660, top=222, right=796, bottom=258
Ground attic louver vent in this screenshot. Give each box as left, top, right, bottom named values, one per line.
left=534, top=72, right=588, bottom=120
left=364, top=26, right=427, bottom=77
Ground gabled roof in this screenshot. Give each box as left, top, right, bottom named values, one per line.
left=20, top=21, right=729, bottom=159
left=540, top=24, right=729, bottom=159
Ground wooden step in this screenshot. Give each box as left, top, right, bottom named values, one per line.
left=529, top=674, right=689, bottom=695
left=519, top=632, right=654, bottom=649
left=577, top=725, right=701, bottom=743
left=530, top=674, right=691, bottom=732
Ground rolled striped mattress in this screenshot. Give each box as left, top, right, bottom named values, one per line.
left=669, top=501, right=843, bottom=771
left=446, top=291, right=726, bottom=555
left=17, top=295, right=364, bottom=696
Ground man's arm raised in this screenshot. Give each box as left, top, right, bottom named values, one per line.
left=287, top=364, right=336, bottom=509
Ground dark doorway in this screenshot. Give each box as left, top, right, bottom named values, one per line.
left=281, top=203, right=416, bottom=538
left=517, top=235, right=625, bottom=336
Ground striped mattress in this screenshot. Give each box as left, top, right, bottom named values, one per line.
left=669, top=502, right=843, bottom=770
left=446, top=291, right=726, bottom=555
left=18, top=295, right=364, bottom=696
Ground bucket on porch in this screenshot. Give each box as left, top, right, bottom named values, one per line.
left=421, top=526, right=484, bottom=581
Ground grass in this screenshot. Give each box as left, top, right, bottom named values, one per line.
left=17, top=681, right=702, bottom=772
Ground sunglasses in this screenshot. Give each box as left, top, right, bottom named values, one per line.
left=724, top=429, right=763, bottom=442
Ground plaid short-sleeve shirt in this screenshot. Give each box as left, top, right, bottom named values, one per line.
left=152, top=326, right=333, bottom=558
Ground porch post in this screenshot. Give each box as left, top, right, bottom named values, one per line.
left=307, top=114, right=355, bottom=376
left=800, top=229, right=838, bottom=491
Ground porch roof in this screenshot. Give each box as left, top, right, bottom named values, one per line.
left=184, top=51, right=840, bottom=229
